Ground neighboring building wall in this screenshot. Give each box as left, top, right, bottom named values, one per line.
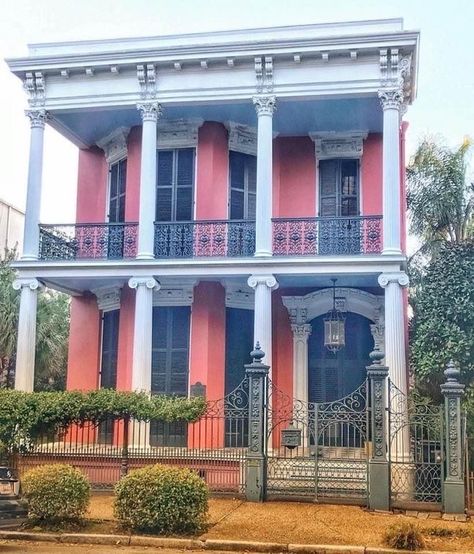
left=0, top=199, right=24, bottom=255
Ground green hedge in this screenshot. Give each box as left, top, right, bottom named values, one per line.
left=0, top=388, right=206, bottom=452
left=114, top=464, right=208, bottom=534
left=22, top=464, right=91, bottom=522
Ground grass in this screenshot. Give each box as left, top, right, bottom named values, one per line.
left=24, top=493, right=474, bottom=552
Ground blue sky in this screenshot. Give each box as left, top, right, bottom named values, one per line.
left=0, top=0, right=473, bottom=222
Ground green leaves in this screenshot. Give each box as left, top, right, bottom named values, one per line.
left=0, top=389, right=207, bottom=452
left=114, top=464, right=208, bottom=534
left=22, top=464, right=91, bottom=522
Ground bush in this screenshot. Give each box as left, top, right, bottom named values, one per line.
left=384, top=522, right=426, bottom=551
left=114, top=464, right=208, bottom=534
left=22, top=464, right=90, bottom=522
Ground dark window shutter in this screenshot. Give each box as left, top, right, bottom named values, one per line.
left=319, top=159, right=359, bottom=217
left=156, top=149, right=194, bottom=222
left=229, top=151, right=257, bottom=220
left=319, top=160, right=338, bottom=217
left=109, top=158, right=127, bottom=223
left=100, top=310, right=120, bottom=389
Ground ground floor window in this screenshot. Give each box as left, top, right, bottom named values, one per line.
left=224, top=307, right=253, bottom=447
left=98, top=309, right=120, bottom=443
left=150, top=306, right=191, bottom=446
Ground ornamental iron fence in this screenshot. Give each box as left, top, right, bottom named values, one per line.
left=272, top=215, right=382, bottom=256
left=39, top=223, right=138, bottom=260
left=10, top=350, right=467, bottom=512
left=154, top=220, right=255, bottom=258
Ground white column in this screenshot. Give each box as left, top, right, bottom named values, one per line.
left=291, top=324, right=312, bottom=403
left=247, top=275, right=278, bottom=375
left=128, top=277, right=160, bottom=391
left=378, top=88, right=403, bottom=255
left=378, top=272, right=409, bottom=394
left=136, top=102, right=162, bottom=260
left=22, top=110, right=47, bottom=260
left=13, top=278, right=41, bottom=391
left=253, top=96, right=276, bottom=257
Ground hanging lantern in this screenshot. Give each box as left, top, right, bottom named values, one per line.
left=324, top=278, right=345, bottom=353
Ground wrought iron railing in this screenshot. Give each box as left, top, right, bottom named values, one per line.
left=154, top=220, right=255, bottom=258
left=272, top=215, right=383, bottom=256
left=39, top=223, right=139, bottom=260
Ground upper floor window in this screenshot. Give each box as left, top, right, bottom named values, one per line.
left=108, top=158, right=127, bottom=223
left=156, top=148, right=195, bottom=222
left=229, top=151, right=256, bottom=220
left=319, top=159, right=359, bottom=217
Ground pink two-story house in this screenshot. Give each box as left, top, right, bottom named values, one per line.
left=8, top=18, right=417, bottom=447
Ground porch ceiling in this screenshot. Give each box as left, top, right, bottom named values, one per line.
left=52, top=96, right=382, bottom=148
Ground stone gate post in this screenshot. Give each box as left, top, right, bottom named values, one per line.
left=245, top=343, right=269, bottom=502
left=367, top=348, right=390, bottom=511
left=441, top=361, right=465, bottom=514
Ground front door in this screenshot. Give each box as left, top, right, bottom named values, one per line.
left=308, top=312, right=372, bottom=405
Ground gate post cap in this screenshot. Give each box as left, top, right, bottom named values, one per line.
left=250, top=343, right=265, bottom=363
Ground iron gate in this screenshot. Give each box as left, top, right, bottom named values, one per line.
left=388, top=381, right=444, bottom=507
left=265, top=379, right=369, bottom=503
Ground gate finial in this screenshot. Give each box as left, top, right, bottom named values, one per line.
left=250, top=342, right=265, bottom=363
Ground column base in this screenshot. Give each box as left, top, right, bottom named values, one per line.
left=20, top=254, right=39, bottom=261
left=382, top=247, right=403, bottom=256
left=254, top=250, right=273, bottom=258
left=369, top=460, right=390, bottom=511
left=135, top=252, right=155, bottom=260
left=246, top=457, right=266, bottom=502
left=443, top=480, right=465, bottom=514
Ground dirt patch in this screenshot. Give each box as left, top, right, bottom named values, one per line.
left=85, top=494, right=474, bottom=551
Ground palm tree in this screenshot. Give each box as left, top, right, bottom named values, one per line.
left=0, top=249, right=70, bottom=390
left=407, top=137, right=473, bottom=259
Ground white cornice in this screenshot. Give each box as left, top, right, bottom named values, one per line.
left=92, top=285, right=121, bottom=311
left=153, top=281, right=196, bottom=306
left=226, top=121, right=257, bottom=156
left=223, top=281, right=254, bottom=310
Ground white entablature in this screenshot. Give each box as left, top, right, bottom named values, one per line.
left=7, top=19, right=419, bottom=119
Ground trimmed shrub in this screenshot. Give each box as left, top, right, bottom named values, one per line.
left=384, top=522, right=426, bottom=551
left=22, top=464, right=90, bottom=522
left=114, top=464, right=208, bottom=534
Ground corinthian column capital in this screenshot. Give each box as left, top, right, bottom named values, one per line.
left=378, top=271, right=409, bottom=288
left=253, top=95, right=276, bottom=116
left=291, top=323, right=312, bottom=342
left=247, top=274, right=279, bottom=290
left=25, top=109, right=48, bottom=129
left=378, top=87, right=404, bottom=110
left=137, top=102, right=163, bottom=122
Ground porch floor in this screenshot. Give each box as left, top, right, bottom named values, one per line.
left=85, top=494, right=474, bottom=552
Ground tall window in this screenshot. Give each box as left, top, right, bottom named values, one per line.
left=98, top=309, right=120, bottom=443
left=156, top=148, right=194, bottom=222
left=108, top=159, right=127, bottom=223
left=151, top=306, right=190, bottom=446
left=319, top=159, right=359, bottom=217
left=229, top=151, right=256, bottom=220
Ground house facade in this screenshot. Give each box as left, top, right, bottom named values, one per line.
left=8, top=19, right=417, bottom=431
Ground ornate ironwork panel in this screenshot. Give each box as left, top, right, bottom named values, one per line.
left=265, top=379, right=369, bottom=502
left=272, top=216, right=382, bottom=256
left=154, top=220, right=255, bottom=258
left=388, top=381, right=444, bottom=505
left=39, top=223, right=138, bottom=260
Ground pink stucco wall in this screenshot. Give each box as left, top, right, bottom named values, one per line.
left=273, top=137, right=317, bottom=217
left=361, top=133, right=383, bottom=216
left=67, top=296, right=101, bottom=391
left=196, top=122, right=229, bottom=220
left=76, top=147, right=108, bottom=223
left=189, top=282, right=226, bottom=402
left=125, top=126, right=141, bottom=222
left=116, top=286, right=135, bottom=392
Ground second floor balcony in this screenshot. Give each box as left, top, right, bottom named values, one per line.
left=38, top=215, right=382, bottom=261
